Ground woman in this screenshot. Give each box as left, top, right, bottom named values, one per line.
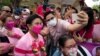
left=0, top=19, right=13, bottom=56
left=4, top=16, right=24, bottom=46
left=44, top=10, right=88, bottom=56
left=14, top=14, right=46, bottom=56
left=53, top=34, right=92, bottom=56
left=74, top=7, right=94, bottom=43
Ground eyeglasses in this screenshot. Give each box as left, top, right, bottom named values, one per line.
left=65, top=44, right=77, bottom=49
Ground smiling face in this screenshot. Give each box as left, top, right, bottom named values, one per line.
left=45, top=13, right=54, bottom=22
left=61, top=39, right=77, bottom=56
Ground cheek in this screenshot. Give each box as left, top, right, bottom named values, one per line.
left=28, top=25, right=34, bottom=31
left=62, top=48, right=69, bottom=53
left=28, top=26, right=32, bottom=31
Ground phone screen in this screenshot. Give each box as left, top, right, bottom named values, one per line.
left=72, top=13, right=79, bottom=23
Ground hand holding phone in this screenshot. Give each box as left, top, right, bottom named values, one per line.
left=72, top=13, right=79, bottom=23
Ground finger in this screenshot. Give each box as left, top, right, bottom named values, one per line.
left=78, top=11, right=88, bottom=19
left=77, top=18, right=87, bottom=22
left=78, top=33, right=81, bottom=37
left=73, top=32, right=77, bottom=37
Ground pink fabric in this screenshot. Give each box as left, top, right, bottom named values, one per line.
left=48, top=19, right=70, bottom=45
left=93, top=24, right=100, bottom=38
left=46, top=7, right=52, bottom=12
left=14, top=32, right=45, bottom=56
left=94, top=20, right=100, bottom=24
left=36, top=5, right=44, bottom=18
left=77, top=25, right=93, bottom=39
left=66, top=18, right=74, bottom=24
left=7, top=28, right=24, bottom=46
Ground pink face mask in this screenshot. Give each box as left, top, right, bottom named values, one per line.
left=32, top=24, right=43, bottom=34
left=5, top=21, right=15, bottom=30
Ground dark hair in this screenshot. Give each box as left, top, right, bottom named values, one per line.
left=58, top=34, right=74, bottom=47
left=1, top=16, right=14, bottom=23
left=81, top=7, right=94, bottom=30
left=71, top=7, right=78, bottom=13
left=93, top=9, right=98, bottom=14
left=56, top=7, right=61, bottom=12
left=26, top=14, right=43, bottom=25
left=44, top=11, right=54, bottom=20
left=44, top=11, right=54, bottom=26
left=96, top=47, right=100, bottom=52
left=64, top=6, right=78, bottom=15
left=64, top=5, right=72, bottom=12
left=1, top=18, right=6, bottom=23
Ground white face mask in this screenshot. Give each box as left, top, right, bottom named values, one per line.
left=15, top=15, right=20, bottom=19
left=22, top=15, right=29, bottom=19
left=68, top=48, right=77, bottom=56
left=47, top=18, right=57, bottom=27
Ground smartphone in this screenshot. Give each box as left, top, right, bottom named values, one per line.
left=72, top=13, right=79, bottom=23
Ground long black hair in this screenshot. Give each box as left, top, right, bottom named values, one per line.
left=81, top=7, right=94, bottom=30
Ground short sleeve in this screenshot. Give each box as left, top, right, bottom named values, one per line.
left=16, top=28, right=24, bottom=36
left=61, top=20, right=71, bottom=31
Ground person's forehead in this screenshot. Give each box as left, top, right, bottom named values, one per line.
left=65, top=39, right=76, bottom=46
left=46, top=14, right=54, bottom=19
left=47, top=13, right=54, bottom=17
left=32, top=18, right=42, bottom=23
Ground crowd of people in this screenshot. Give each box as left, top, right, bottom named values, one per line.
left=0, top=3, right=100, bottom=56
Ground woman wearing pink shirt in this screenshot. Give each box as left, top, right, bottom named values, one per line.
left=4, top=16, right=24, bottom=46
left=0, top=16, right=24, bottom=56
left=14, top=14, right=46, bottom=56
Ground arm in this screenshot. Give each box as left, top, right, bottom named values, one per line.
left=0, top=43, right=12, bottom=54
left=65, top=11, right=88, bottom=32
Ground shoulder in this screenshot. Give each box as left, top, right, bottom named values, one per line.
left=13, top=27, right=22, bottom=31
left=16, top=32, right=31, bottom=47
left=58, top=19, right=70, bottom=26
left=53, top=49, right=61, bottom=56
left=38, top=34, right=44, bottom=42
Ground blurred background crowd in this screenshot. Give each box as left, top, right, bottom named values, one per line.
left=0, top=0, right=100, bottom=56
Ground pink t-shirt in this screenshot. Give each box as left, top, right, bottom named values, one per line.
left=36, top=5, right=44, bottom=18
left=14, top=32, right=45, bottom=56
left=93, top=24, right=100, bottom=38
left=48, top=19, right=70, bottom=45
left=7, top=28, right=24, bottom=45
